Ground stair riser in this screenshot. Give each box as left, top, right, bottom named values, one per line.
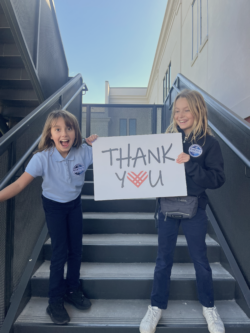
left=82, top=219, right=158, bottom=234
left=0, top=28, right=15, bottom=43
left=82, top=182, right=94, bottom=195
left=85, top=169, right=93, bottom=181
left=13, top=326, right=250, bottom=333
left=82, top=200, right=155, bottom=213
left=0, top=88, right=37, bottom=99
left=0, top=79, right=33, bottom=89
left=0, top=56, right=24, bottom=68
left=31, top=278, right=235, bottom=300
left=43, top=245, right=220, bottom=263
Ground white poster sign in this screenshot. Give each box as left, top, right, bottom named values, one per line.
left=92, top=133, right=187, bottom=201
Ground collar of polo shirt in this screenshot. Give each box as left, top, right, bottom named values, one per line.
left=51, top=147, right=75, bottom=162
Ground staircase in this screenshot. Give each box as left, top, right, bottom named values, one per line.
left=0, top=2, right=40, bottom=134
left=14, top=166, right=250, bottom=332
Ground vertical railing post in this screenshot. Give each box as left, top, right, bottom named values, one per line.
left=4, top=142, right=16, bottom=316
left=34, top=0, right=41, bottom=70
left=152, top=105, right=157, bottom=134
left=79, top=91, right=83, bottom=132
left=86, top=105, right=91, bottom=138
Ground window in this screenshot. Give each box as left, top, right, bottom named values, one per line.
left=163, top=62, right=171, bottom=102
left=129, top=119, right=136, bottom=135
left=192, top=0, right=208, bottom=62
left=200, top=0, right=208, bottom=45
left=119, top=119, right=127, bottom=136
left=168, top=62, right=171, bottom=93
left=163, top=77, right=166, bottom=102
left=166, top=71, right=169, bottom=96
left=192, top=0, right=198, bottom=60
left=119, top=118, right=137, bottom=135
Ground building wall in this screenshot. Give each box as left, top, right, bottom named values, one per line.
left=106, top=0, right=250, bottom=120
left=149, top=0, right=250, bottom=120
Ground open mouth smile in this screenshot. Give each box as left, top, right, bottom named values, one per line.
left=60, top=140, right=70, bottom=148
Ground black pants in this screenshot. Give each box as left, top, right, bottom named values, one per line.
left=151, top=207, right=214, bottom=309
left=42, top=194, right=82, bottom=304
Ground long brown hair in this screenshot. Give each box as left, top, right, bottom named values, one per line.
left=166, top=89, right=212, bottom=142
left=36, top=110, right=82, bottom=153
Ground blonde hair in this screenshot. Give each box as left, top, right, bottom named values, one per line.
left=166, top=89, right=212, bottom=143
left=36, top=110, right=82, bottom=153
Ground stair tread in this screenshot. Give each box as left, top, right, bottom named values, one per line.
left=45, top=234, right=219, bottom=247
left=16, top=298, right=250, bottom=326
left=33, top=262, right=233, bottom=280
left=81, top=195, right=156, bottom=200
left=82, top=212, right=154, bottom=219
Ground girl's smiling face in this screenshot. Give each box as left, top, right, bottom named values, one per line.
left=50, top=117, right=76, bottom=158
left=174, top=97, right=195, bottom=135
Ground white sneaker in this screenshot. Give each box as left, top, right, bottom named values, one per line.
left=139, top=305, right=162, bottom=333
left=203, top=306, right=225, bottom=333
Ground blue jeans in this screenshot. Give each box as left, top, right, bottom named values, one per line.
left=151, top=207, right=214, bottom=309
left=42, top=195, right=83, bottom=304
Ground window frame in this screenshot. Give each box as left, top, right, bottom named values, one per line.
left=192, top=0, right=198, bottom=61
left=129, top=118, right=137, bottom=136
left=119, top=118, right=127, bottom=136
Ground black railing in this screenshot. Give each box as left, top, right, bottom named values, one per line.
left=82, top=104, right=164, bottom=138
left=164, top=74, right=250, bottom=316
left=0, top=74, right=85, bottom=332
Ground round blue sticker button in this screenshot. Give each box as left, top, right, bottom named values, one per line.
left=189, top=144, right=203, bottom=158
left=73, top=164, right=85, bottom=175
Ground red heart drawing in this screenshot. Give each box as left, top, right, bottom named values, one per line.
left=127, top=171, right=148, bottom=188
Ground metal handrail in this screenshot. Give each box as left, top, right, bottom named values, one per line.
left=0, top=74, right=83, bottom=156
left=0, top=78, right=84, bottom=333
left=208, top=121, right=250, bottom=168
left=177, top=74, right=250, bottom=134
left=165, top=75, right=250, bottom=313
left=168, top=76, right=250, bottom=168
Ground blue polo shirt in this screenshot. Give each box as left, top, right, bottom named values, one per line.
left=25, top=144, right=93, bottom=203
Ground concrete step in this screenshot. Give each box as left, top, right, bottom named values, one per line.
left=81, top=212, right=215, bottom=237
left=15, top=298, right=250, bottom=332
left=0, top=88, right=37, bottom=100
left=82, top=212, right=158, bottom=234
left=0, top=11, right=9, bottom=28
left=31, top=262, right=235, bottom=300
left=0, top=43, right=20, bottom=56
left=43, top=234, right=220, bottom=263
left=81, top=195, right=156, bottom=213
left=85, top=168, right=93, bottom=181
left=0, top=67, right=29, bottom=80
left=82, top=181, right=94, bottom=195
left=1, top=106, right=34, bottom=118
left=0, top=27, right=14, bottom=43
left=2, top=99, right=39, bottom=108
left=0, top=55, right=24, bottom=67
left=0, top=79, right=32, bottom=89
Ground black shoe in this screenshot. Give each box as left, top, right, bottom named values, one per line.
left=64, top=287, right=91, bottom=310
left=46, top=300, right=70, bottom=325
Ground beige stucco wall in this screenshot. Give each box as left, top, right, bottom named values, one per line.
left=105, top=83, right=148, bottom=104
left=149, top=0, right=250, bottom=119
left=106, top=0, right=250, bottom=120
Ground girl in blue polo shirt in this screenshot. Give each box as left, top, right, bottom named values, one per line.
left=0, top=110, right=98, bottom=325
